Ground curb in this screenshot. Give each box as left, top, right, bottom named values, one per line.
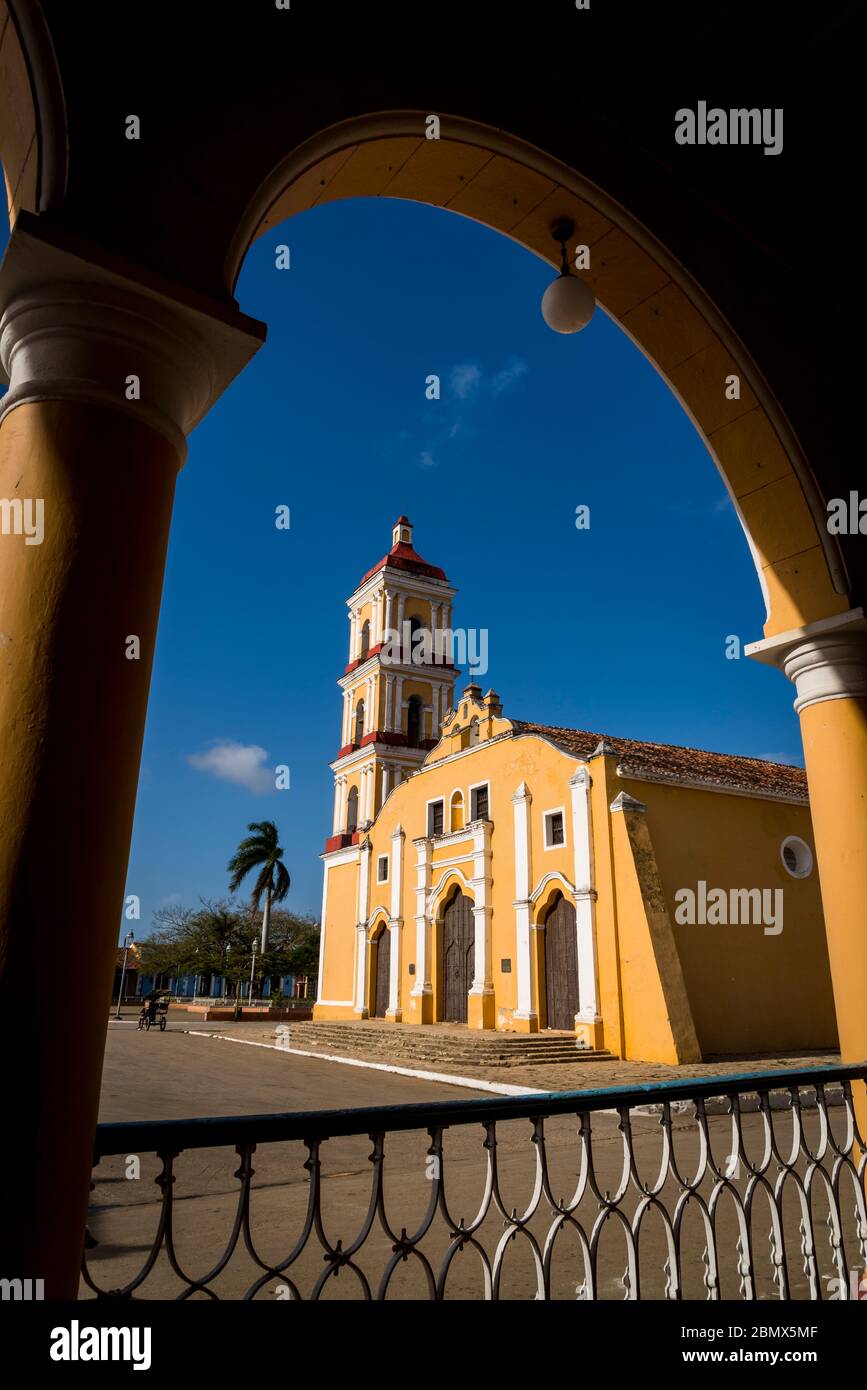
left=185, top=1030, right=547, bottom=1097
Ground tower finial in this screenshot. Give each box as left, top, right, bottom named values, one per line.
left=393, top=516, right=412, bottom=548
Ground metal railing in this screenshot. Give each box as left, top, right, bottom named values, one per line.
left=82, top=1063, right=867, bottom=1301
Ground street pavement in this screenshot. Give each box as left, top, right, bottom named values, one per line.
left=82, top=1021, right=860, bottom=1301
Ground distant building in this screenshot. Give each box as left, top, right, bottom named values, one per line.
left=135, top=971, right=315, bottom=1000
left=315, top=519, right=837, bottom=1062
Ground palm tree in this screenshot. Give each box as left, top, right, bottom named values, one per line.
left=227, top=821, right=291, bottom=953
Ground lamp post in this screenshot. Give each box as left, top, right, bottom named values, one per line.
left=249, top=937, right=258, bottom=1005
left=115, top=930, right=135, bottom=1020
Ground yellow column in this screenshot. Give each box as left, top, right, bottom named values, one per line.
left=748, top=610, right=867, bottom=1063
left=0, top=223, right=262, bottom=1297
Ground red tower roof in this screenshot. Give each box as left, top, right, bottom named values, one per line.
left=358, top=518, right=448, bottom=586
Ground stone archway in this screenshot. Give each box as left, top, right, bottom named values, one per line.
left=229, top=112, right=848, bottom=642
left=220, top=108, right=867, bottom=1086
left=1, top=43, right=866, bottom=1298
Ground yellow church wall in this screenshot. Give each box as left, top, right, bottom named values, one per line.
left=365, top=732, right=584, bottom=1028
left=404, top=599, right=433, bottom=626
left=609, top=799, right=702, bottom=1063
left=313, top=854, right=359, bottom=1019
left=319, top=686, right=835, bottom=1058
left=617, top=776, right=837, bottom=1055
left=589, top=753, right=626, bottom=1059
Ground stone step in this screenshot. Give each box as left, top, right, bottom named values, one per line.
left=276, top=1021, right=613, bottom=1067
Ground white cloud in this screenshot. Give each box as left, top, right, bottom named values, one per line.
left=420, top=449, right=436, bottom=468
left=187, top=740, right=273, bottom=794
left=491, top=357, right=528, bottom=394
left=450, top=362, right=482, bottom=399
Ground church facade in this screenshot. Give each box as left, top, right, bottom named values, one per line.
left=315, top=519, right=837, bottom=1063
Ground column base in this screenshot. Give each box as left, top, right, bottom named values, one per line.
left=509, top=1010, right=540, bottom=1034
left=407, top=989, right=434, bottom=1024
left=574, top=1016, right=604, bottom=1050
left=353, top=1007, right=369, bottom=1019
left=313, top=1003, right=357, bottom=1021
left=385, top=1008, right=402, bottom=1023
left=468, top=990, right=496, bottom=1030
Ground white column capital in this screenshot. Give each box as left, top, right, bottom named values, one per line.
left=746, top=608, right=867, bottom=714
left=0, top=221, right=263, bottom=462
left=512, top=780, right=532, bottom=805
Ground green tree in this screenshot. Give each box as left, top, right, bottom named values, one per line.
left=227, top=821, right=291, bottom=952
left=138, top=898, right=320, bottom=1012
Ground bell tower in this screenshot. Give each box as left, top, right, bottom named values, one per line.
left=326, top=517, right=459, bottom=849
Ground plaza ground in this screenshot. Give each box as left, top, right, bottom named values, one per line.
left=83, top=1020, right=855, bottom=1300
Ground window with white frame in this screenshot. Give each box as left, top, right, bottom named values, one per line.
left=377, top=854, right=389, bottom=883
left=470, top=782, right=489, bottom=821
left=544, top=808, right=565, bottom=848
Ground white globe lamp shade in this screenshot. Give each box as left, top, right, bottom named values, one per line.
left=541, top=272, right=596, bottom=334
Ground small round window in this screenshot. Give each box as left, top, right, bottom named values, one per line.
left=780, top=836, right=813, bottom=879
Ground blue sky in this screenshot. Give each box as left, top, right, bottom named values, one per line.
left=0, top=196, right=804, bottom=928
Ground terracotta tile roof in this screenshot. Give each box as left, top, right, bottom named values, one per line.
left=510, top=721, right=808, bottom=801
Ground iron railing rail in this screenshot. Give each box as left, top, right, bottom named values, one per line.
left=92, top=1063, right=867, bottom=1155
left=84, top=1062, right=867, bottom=1301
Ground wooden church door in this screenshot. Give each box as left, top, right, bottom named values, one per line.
left=544, top=893, right=579, bottom=1031
left=373, top=928, right=391, bottom=1018
left=442, top=892, right=474, bottom=1023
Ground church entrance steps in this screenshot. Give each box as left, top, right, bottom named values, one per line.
left=278, top=1020, right=613, bottom=1068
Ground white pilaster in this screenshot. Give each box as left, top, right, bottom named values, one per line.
left=384, top=673, right=394, bottom=730
left=469, top=819, right=494, bottom=999
left=394, top=676, right=404, bottom=734
left=366, top=675, right=375, bottom=733
left=511, top=781, right=537, bottom=1023
left=354, top=924, right=369, bottom=1016
left=386, top=825, right=405, bottom=1020
left=569, top=765, right=601, bottom=1023
left=412, top=834, right=432, bottom=999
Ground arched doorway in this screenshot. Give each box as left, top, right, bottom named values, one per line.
left=441, top=891, right=474, bottom=1023
left=543, top=893, right=579, bottom=1032
left=373, top=925, right=390, bottom=1019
